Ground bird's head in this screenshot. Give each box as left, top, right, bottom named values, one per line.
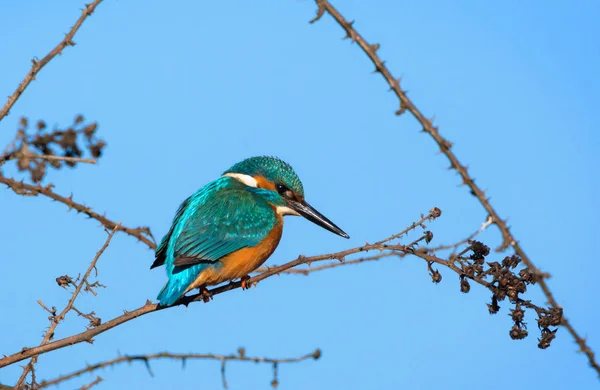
left=223, top=156, right=349, bottom=239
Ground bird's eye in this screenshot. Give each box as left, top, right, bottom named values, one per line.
left=276, top=183, right=288, bottom=194
left=276, top=183, right=293, bottom=198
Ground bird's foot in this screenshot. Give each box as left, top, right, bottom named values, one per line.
left=199, top=286, right=213, bottom=303
left=240, top=275, right=251, bottom=290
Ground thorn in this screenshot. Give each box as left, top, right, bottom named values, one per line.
left=309, top=1, right=325, bottom=24
left=373, top=61, right=386, bottom=73
left=395, top=104, right=406, bottom=116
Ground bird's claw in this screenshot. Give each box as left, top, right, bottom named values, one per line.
left=241, top=275, right=251, bottom=290
left=199, top=286, right=213, bottom=303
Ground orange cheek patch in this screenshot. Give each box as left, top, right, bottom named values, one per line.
left=254, top=175, right=277, bottom=191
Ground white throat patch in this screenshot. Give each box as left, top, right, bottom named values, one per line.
left=276, top=205, right=301, bottom=216
left=223, top=173, right=258, bottom=187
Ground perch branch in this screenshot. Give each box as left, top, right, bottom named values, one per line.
left=1, top=206, right=557, bottom=368
left=0, top=209, right=443, bottom=367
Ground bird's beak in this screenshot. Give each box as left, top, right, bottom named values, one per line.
left=287, top=199, right=349, bottom=239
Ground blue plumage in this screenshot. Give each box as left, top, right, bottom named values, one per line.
left=152, top=156, right=349, bottom=306
left=153, top=177, right=278, bottom=305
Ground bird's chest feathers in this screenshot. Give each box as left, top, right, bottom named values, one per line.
left=188, top=218, right=283, bottom=289
left=220, top=222, right=283, bottom=279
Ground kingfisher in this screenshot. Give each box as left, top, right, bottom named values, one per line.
left=151, top=156, right=349, bottom=306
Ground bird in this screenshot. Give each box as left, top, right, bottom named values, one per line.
left=151, top=156, right=349, bottom=306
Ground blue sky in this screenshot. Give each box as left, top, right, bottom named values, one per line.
left=1, top=0, right=599, bottom=389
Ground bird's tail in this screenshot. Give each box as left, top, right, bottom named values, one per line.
left=157, top=279, right=188, bottom=306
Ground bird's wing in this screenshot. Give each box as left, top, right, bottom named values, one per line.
left=171, top=183, right=277, bottom=268
left=151, top=198, right=189, bottom=269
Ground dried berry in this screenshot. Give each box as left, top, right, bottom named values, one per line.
left=509, top=323, right=528, bottom=340
left=487, top=296, right=500, bottom=314
left=460, top=276, right=470, bottom=293
left=470, top=240, right=490, bottom=261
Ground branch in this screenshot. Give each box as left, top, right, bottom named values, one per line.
left=255, top=207, right=440, bottom=275
left=0, top=175, right=155, bottom=249
left=0, top=209, right=440, bottom=367
left=13, top=224, right=121, bottom=389
left=79, top=377, right=102, bottom=390
left=0, top=0, right=103, bottom=123
left=1, top=207, right=558, bottom=369
left=426, top=216, right=493, bottom=253
left=38, top=349, right=320, bottom=389
left=256, top=252, right=401, bottom=275
left=21, top=154, right=97, bottom=165
left=309, top=0, right=599, bottom=377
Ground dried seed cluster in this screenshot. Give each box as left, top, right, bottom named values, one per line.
left=439, top=240, right=562, bottom=348
left=2, top=115, right=105, bottom=182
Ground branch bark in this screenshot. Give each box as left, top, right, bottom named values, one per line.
left=0, top=210, right=443, bottom=368
left=0, top=175, right=155, bottom=249
left=1, top=206, right=557, bottom=369
left=13, top=224, right=120, bottom=389
left=309, top=0, right=599, bottom=377
left=0, top=0, right=104, bottom=124
left=38, top=349, right=320, bottom=389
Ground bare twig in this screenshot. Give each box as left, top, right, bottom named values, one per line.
left=13, top=224, right=121, bottom=389
left=256, top=252, right=401, bottom=275
left=374, top=207, right=441, bottom=245
left=0, top=0, right=103, bottom=123
left=1, top=151, right=96, bottom=166
left=79, top=377, right=102, bottom=390
left=1, top=207, right=556, bottom=368
left=0, top=209, right=442, bottom=367
left=38, top=349, right=320, bottom=389
left=30, top=154, right=96, bottom=165
left=309, top=0, right=599, bottom=377
left=427, top=216, right=493, bottom=253
left=0, top=175, right=155, bottom=249
left=254, top=207, right=441, bottom=276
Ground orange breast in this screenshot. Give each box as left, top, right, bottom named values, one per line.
left=186, top=214, right=284, bottom=291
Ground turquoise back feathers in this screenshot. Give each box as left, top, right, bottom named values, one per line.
left=152, top=156, right=349, bottom=306
left=152, top=176, right=278, bottom=305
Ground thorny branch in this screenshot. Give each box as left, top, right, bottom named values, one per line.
left=426, top=216, right=493, bottom=253
left=38, top=349, right=321, bottom=389
left=0, top=0, right=104, bottom=123
left=253, top=207, right=441, bottom=275
left=78, top=377, right=102, bottom=390
left=309, top=0, right=599, bottom=377
left=0, top=0, right=592, bottom=386
left=12, top=224, right=121, bottom=389
left=0, top=176, right=155, bottom=249
left=0, top=117, right=155, bottom=249
left=0, top=207, right=559, bottom=372
left=256, top=252, right=401, bottom=275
